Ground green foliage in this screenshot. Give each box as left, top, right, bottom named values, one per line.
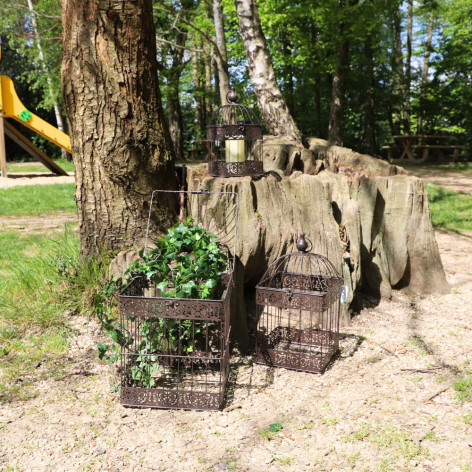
left=0, top=228, right=112, bottom=401
left=0, top=183, right=76, bottom=216
left=0, top=0, right=62, bottom=111
left=269, top=422, right=283, bottom=432
left=6, top=158, right=75, bottom=174
left=124, top=220, right=227, bottom=299
left=0, top=2, right=65, bottom=160
left=96, top=219, right=228, bottom=388
left=426, top=183, right=472, bottom=232
left=453, top=375, right=472, bottom=403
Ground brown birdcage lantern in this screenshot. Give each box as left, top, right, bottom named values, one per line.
left=206, top=88, right=263, bottom=178
left=255, top=234, right=343, bottom=374
left=118, top=190, right=238, bottom=411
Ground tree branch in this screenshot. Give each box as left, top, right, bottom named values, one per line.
left=156, top=37, right=203, bottom=55
left=154, top=4, right=227, bottom=67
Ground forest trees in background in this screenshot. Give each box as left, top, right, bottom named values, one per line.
left=1, top=0, right=471, bottom=159
left=0, top=0, right=64, bottom=159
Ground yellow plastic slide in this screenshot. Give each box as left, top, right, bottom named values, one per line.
left=0, top=75, right=71, bottom=153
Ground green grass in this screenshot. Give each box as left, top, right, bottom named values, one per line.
left=6, top=158, right=75, bottom=174
left=426, top=183, right=472, bottom=232
left=453, top=375, right=472, bottom=403
left=0, top=227, right=111, bottom=402
left=0, top=183, right=76, bottom=216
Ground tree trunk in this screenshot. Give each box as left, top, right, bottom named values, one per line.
left=165, top=29, right=186, bottom=160
left=328, top=38, right=349, bottom=146
left=314, top=71, right=322, bottom=138
left=417, top=13, right=434, bottom=135
left=391, top=5, right=404, bottom=135
left=363, top=36, right=376, bottom=155
left=213, top=0, right=231, bottom=105
left=187, top=137, right=449, bottom=341
left=204, top=43, right=213, bottom=119
left=61, top=0, right=177, bottom=255
left=192, top=41, right=206, bottom=131
left=281, top=33, right=295, bottom=114
left=167, top=69, right=184, bottom=161
left=404, top=0, right=413, bottom=134
left=235, top=0, right=301, bottom=142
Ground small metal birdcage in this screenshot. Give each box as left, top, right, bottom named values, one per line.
left=118, top=190, right=238, bottom=410
left=206, top=88, right=263, bottom=178
left=255, top=234, right=343, bottom=374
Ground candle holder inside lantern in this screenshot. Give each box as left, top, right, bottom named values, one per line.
left=206, top=88, right=263, bottom=177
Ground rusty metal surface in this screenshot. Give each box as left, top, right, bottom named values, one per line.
left=208, top=160, right=263, bottom=178
left=121, top=387, right=222, bottom=411
left=119, top=273, right=232, bottom=321
left=206, top=92, right=264, bottom=178
left=207, top=124, right=263, bottom=141
left=119, top=274, right=232, bottom=410
left=255, top=247, right=343, bottom=374
left=118, top=190, right=237, bottom=411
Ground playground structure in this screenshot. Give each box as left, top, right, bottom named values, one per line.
left=0, top=43, right=71, bottom=178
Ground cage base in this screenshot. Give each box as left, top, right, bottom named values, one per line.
left=121, top=386, right=223, bottom=411
left=256, top=327, right=339, bottom=374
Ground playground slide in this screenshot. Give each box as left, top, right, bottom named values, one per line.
left=0, top=75, right=71, bottom=153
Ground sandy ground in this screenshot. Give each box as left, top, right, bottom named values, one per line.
left=0, top=172, right=75, bottom=188
left=403, top=165, right=472, bottom=194
left=0, top=168, right=471, bottom=472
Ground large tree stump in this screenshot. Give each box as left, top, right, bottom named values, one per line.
left=186, top=137, right=449, bottom=350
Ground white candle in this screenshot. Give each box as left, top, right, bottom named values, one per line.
left=225, top=139, right=245, bottom=162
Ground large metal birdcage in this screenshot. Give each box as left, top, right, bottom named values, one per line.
left=118, top=190, right=238, bottom=410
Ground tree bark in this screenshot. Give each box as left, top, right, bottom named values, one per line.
left=204, top=43, right=213, bottom=119
left=192, top=40, right=207, bottom=131
left=61, top=0, right=177, bottom=255
left=404, top=0, right=413, bottom=134
left=235, top=0, right=301, bottom=142
left=281, top=33, right=295, bottom=114
left=187, top=138, right=449, bottom=339
left=164, top=29, right=186, bottom=160
left=167, top=69, right=184, bottom=161
left=417, top=12, right=434, bottom=135
left=391, top=5, right=404, bottom=135
left=314, top=71, right=322, bottom=138
left=328, top=38, right=349, bottom=146
left=213, top=0, right=231, bottom=105
left=363, top=36, right=376, bottom=155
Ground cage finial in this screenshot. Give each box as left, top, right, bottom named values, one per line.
left=227, top=88, right=238, bottom=103
left=296, top=233, right=308, bottom=253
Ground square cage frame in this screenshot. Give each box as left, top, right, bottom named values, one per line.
left=118, top=190, right=238, bottom=410
left=255, top=247, right=343, bottom=374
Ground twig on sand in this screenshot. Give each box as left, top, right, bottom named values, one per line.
left=401, top=367, right=444, bottom=374
left=380, top=345, right=399, bottom=358
left=425, top=387, right=450, bottom=403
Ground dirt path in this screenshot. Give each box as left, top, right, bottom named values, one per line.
left=1, top=167, right=471, bottom=471
left=0, top=173, right=75, bottom=189
left=402, top=165, right=472, bottom=194
left=0, top=213, right=78, bottom=233
left=1, top=239, right=471, bottom=471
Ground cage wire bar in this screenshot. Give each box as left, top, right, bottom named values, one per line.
left=119, top=190, right=238, bottom=410
left=255, top=235, right=343, bottom=374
